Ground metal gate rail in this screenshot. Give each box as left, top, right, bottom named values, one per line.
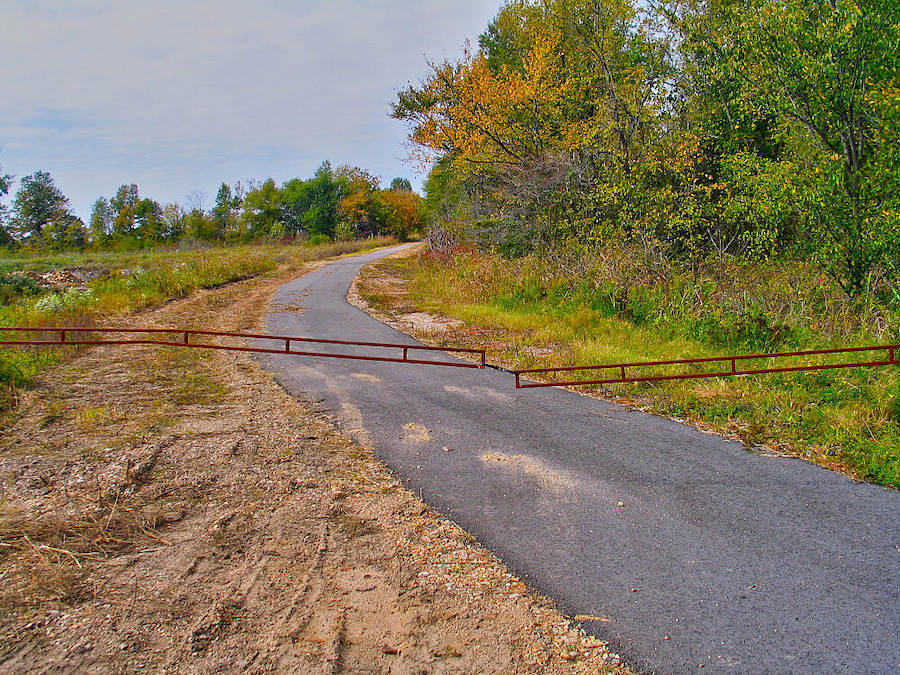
left=0, top=327, right=486, bottom=369
left=512, top=344, right=899, bottom=388
left=4, top=327, right=898, bottom=385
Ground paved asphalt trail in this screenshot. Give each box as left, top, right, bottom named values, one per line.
left=257, top=245, right=899, bottom=673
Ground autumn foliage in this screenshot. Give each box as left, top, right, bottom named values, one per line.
left=393, top=0, right=900, bottom=297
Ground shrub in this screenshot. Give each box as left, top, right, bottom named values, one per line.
left=626, top=286, right=657, bottom=325
left=334, top=222, right=356, bottom=241
left=0, top=273, right=41, bottom=306
left=34, top=288, right=96, bottom=315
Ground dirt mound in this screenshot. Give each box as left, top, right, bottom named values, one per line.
left=19, top=267, right=110, bottom=292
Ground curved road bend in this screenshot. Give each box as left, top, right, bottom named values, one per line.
left=256, top=244, right=899, bottom=673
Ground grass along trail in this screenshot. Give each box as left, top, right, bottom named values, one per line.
left=0, top=239, right=394, bottom=410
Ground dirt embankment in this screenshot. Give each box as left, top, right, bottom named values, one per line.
left=0, top=254, right=624, bottom=673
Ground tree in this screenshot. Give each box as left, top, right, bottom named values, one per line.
left=659, top=0, right=791, bottom=262
left=89, top=197, right=114, bottom=246
left=302, top=161, right=343, bottom=238
left=0, top=165, right=10, bottom=197
left=10, top=171, right=72, bottom=244
left=0, top=163, right=12, bottom=247
left=335, top=166, right=382, bottom=237
left=392, top=0, right=680, bottom=253
left=713, top=0, right=900, bottom=294
left=337, top=191, right=374, bottom=237
left=280, top=178, right=312, bottom=234
left=110, top=183, right=140, bottom=238
left=390, top=177, right=413, bottom=192
left=42, top=215, right=87, bottom=250
left=0, top=216, right=11, bottom=248
left=162, top=203, right=186, bottom=240
left=134, top=198, right=165, bottom=243
left=214, top=183, right=234, bottom=214
left=242, top=178, right=283, bottom=238
left=212, top=182, right=239, bottom=239
left=392, top=33, right=569, bottom=167
left=183, top=190, right=207, bottom=214
left=64, top=216, right=88, bottom=249
left=479, top=0, right=540, bottom=73
left=183, top=208, right=217, bottom=240
left=375, top=189, right=424, bottom=241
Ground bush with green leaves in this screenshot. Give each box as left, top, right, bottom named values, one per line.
left=0, top=273, right=41, bottom=306
left=33, top=287, right=96, bottom=314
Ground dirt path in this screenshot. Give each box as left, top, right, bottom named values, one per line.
left=0, top=255, right=623, bottom=673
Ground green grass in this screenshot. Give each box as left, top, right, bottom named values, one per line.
left=0, top=240, right=347, bottom=274
left=378, top=250, right=899, bottom=488
left=0, top=238, right=393, bottom=410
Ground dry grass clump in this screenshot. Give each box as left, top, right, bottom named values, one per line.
left=0, top=450, right=178, bottom=612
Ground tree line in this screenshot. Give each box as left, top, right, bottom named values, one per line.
left=393, top=0, right=899, bottom=297
left=0, top=161, right=422, bottom=251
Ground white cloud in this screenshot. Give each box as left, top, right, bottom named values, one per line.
left=0, top=0, right=500, bottom=218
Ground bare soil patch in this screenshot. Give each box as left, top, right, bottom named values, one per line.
left=348, top=247, right=467, bottom=340
left=0, top=254, right=624, bottom=673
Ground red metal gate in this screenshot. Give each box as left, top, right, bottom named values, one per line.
left=3, top=327, right=897, bottom=387
left=0, top=326, right=486, bottom=369
left=512, top=344, right=899, bottom=389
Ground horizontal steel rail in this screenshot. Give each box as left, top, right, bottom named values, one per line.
left=0, top=326, right=486, bottom=369
left=4, top=328, right=895, bottom=388
left=513, top=344, right=899, bottom=388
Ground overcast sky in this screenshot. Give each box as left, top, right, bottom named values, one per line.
left=0, top=0, right=501, bottom=220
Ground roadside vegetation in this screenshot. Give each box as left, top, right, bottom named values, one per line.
left=383, top=0, right=899, bottom=488
left=0, top=238, right=393, bottom=411
left=0, top=161, right=422, bottom=252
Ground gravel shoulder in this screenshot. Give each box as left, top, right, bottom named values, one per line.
left=0, top=252, right=624, bottom=673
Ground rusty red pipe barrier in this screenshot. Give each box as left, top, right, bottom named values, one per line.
left=513, top=344, right=900, bottom=389
left=0, top=327, right=486, bottom=369
left=4, top=327, right=895, bottom=387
